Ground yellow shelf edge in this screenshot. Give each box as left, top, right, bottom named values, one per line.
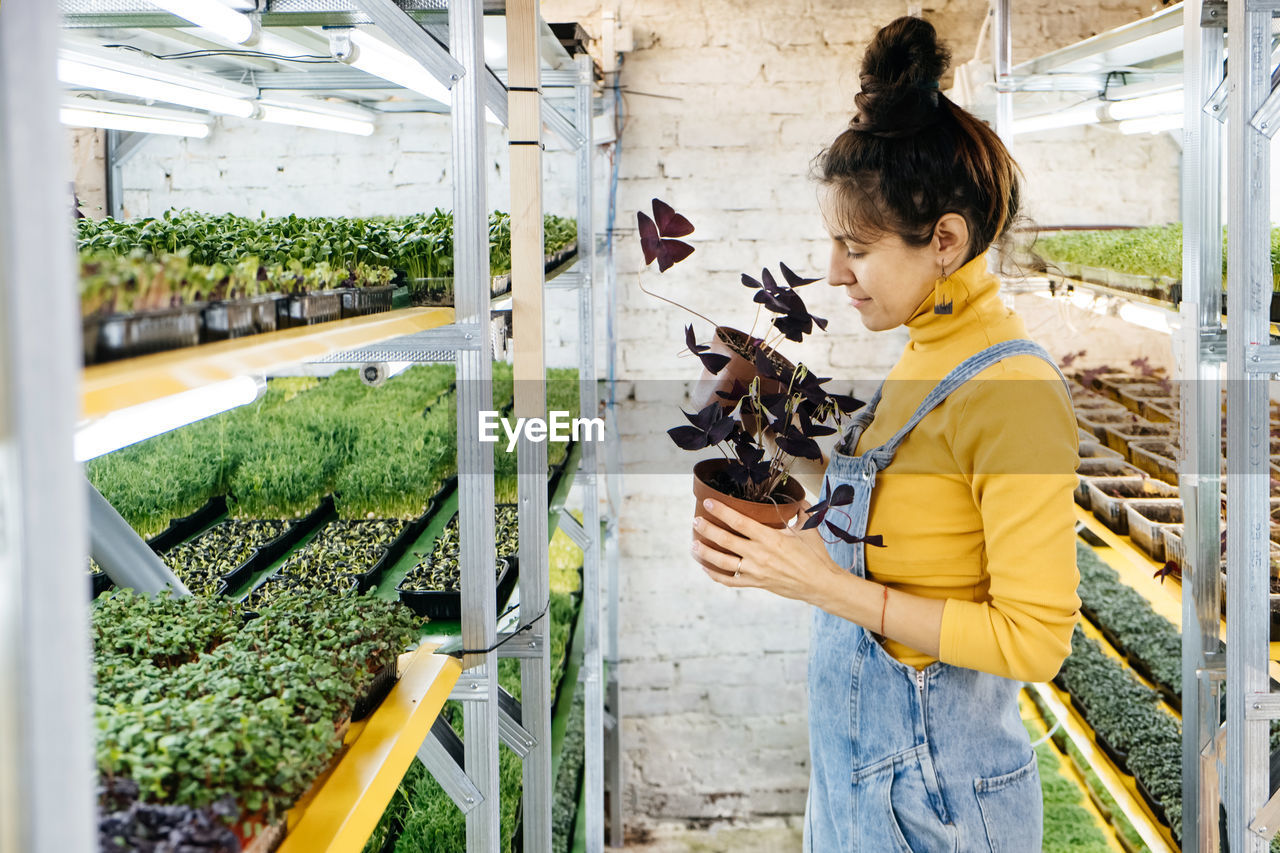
left=1028, top=681, right=1179, bottom=853
left=1019, top=690, right=1127, bottom=853
left=81, top=307, right=455, bottom=419
left=277, top=644, right=463, bottom=853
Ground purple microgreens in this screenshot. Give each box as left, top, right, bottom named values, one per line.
left=1129, top=356, right=1165, bottom=377
left=1153, top=560, right=1179, bottom=584
left=1058, top=349, right=1087, bottom=368
left=1078, top=364, right=1114, bottom=389
left=684, top=324, right=731, bottom=376
left=637, top=199, right=695, bottom=272
left=667, top=402, right=736, bottom=450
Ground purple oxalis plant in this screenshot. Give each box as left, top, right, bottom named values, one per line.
left=638, top=197, right=878, bottom=546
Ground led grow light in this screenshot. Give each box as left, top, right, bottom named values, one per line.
left=75, top=376, right=265, bottom=461
left=346, top=29, right=452, bottom=106
left=61, top=98, right=212, bottom=138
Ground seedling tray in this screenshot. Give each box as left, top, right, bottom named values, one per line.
left=1086, top=477, right=1178, bottom=534
left=339, top=285, right=395, bottom=318
left=218, top=498, right=336, bottom=595
left=146, top=495, right=228, bottom=553
left=354, top=505, right=438, bottom=594
left=1074, top=459, right=1142, bottom=507
left=351, top=658, right=398, bottom=722
left=96, top=303, right=204, bottom=362
left=1101, top=422, right=1178, bottom=458
left=82, top=315, right=102, bottom=365
left=1135, top=774, right=1170, bottom=830
left=1124, top=499, right=1184, bottom=561
left=1129, top=439, right=1179, bottom=484
left=397, top=555, right=518, bottom=620
left=202, top=294, right=285, bottom=341
left=1077, top=410, right=1137, bottom=442
left=278, top=290, right=342, bottom=327
left=1078, top=440, right=1123, bottom=461
left=91, top=570, right=112, bottom=598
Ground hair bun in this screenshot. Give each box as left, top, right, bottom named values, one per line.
left=851, top=16, right=951, bottom=138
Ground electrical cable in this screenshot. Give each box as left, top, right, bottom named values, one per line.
left=100, top=43, right=332, bottom=64
left=442, top=598, right=548, bottom=658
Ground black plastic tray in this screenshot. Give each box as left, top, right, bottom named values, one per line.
left=354, top=503, right=438, bottom=594
left=1135, top=774, right=1170, bottom=828
left=203, top=294, right=284, bottom=341
left=351, top=659, right=399, bottom=722
left=146, top=495, right=227, bottom=554
left=96, top=303, right=205, bottom=362
left=91, top=570, right=112, bottom=598
left=216, top=498, right=336, bottom=596
left=278, top=290, right=342, bottom=327
left=397, top=556, right=519, bottom=620
left=339, top=286, right=395, bottom=318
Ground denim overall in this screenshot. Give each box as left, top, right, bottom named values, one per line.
left=803, top=339, right=1069, bottom=853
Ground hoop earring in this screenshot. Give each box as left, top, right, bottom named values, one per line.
left=933, top=260, right=954, bottom=315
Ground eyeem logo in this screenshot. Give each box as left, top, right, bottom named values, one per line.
left=479, top=411, right=605, bottom=452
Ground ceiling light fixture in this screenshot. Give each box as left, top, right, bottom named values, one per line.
left=149, top=0, right=259, bottom=46
left=58, top=53, right=255, bottom=117
left=61, top=97, right=213, bottom=137
left=255, top=95, right=376, bottom=136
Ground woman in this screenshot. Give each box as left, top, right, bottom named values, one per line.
left=690, top=16, right=1081, bottom=853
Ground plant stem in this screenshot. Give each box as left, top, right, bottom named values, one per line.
left=635, top=276, right=719, bottom=329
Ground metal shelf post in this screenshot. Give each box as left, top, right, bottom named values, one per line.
left=448, top=0, right=501, bottom=849
left=1224, top=1, right=1276, bottom=850
left=0, top=2, right=97, bottom=851
left=572, top=52, right=607, bottom=853
left=1179, top=2, right=1227, bottom=852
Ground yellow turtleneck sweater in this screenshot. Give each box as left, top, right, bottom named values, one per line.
left=853, top=253, right=1081, bottom=682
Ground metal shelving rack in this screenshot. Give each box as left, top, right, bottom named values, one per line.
left=990, top=1, right=1280, bottom=849
left=0, top=1, right=618, bottom=851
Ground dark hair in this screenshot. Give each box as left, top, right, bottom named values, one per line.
left=815, top=16, right=1023, bottom=265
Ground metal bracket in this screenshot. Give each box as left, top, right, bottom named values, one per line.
left=416, top=716, right=484, bottom=813
left=1244, top=691, right=1280, bottom=720
left=350, top=0, right=464, bottom=88
left=1250, top=789, right=1280, bottom=841
left=449, top=675, right=490, bottom=700
left=435, top=630, right=542, bottom=658
left=542, top=100, right=585, bottom=149
left=1202, top=0, right=1227, bottom=27
left=87, top=479, right=189, bottom=595
left=1201, top=329, right=1227, bottom=361
left=497, top=687, right=536, bottom=757
left=1244, top=343, right=1280, bottom=374
left=557, top=508, right=590, bottom=551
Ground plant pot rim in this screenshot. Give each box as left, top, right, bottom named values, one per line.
left=693, top=457, right=804, bottom=508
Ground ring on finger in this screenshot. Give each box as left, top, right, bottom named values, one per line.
left=734, top=556, right=744, bottom=578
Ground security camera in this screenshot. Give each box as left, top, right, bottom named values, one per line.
left=360, top=362, right=389, bottom=387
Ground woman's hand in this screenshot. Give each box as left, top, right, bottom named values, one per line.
left=691, top=497, right=841, bottom=604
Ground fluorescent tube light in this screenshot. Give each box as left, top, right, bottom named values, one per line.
left=59, top=56, right=255, bottom=117
left=1119, top=114, right=1183, bottom=135
left=347, top=29, right=452, bottom=105
left=1010, top=103, right=1102, bottom=136
left=61, top=98, right=212, bottom=137
left=1106, top=91, right=1185, bottom=121
left=75, top=376, right=265, bottom=461
left=257, top=98, right=375, bottom=136
left=150, top=0, right=258, bottom=45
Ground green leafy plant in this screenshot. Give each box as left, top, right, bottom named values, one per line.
left=93, top=589, right=422, bottom=827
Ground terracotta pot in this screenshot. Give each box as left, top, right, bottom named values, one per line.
left=690, top=326, right=796, bottom=415
left=691, top=458, right=805, bottom=574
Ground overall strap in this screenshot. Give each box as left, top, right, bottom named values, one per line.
left=877, top=339, right=1067, bottom=455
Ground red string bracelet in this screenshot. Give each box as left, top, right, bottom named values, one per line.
left=880, top=585, right=889, bottom=637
